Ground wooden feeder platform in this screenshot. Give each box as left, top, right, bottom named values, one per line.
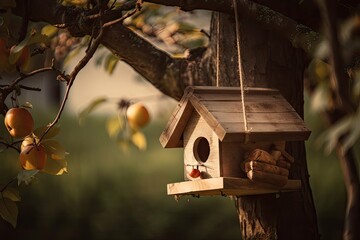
left=167, top=177, right=301, bottom=196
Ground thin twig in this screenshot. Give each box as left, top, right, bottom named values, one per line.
left=9, top=66, right=62, bottom=89
left=0, top=141, right=20, bottom=153
left=18, top=85, right=41, bottom=92
left=38, top=1, right=106, bottom=142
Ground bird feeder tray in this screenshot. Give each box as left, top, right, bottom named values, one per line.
left=167, top=177, right=301, bottom=196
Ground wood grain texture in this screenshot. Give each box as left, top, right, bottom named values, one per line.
left=160, top=85, right=311, bottom=148
left=159, top=92, right=194, bottom=148
left=167, top=177, right=301, bottom=196
left=183, top=112, right=221, bottom=179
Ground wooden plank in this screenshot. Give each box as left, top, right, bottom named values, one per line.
left=201, top=100, right=295, bottom=113
left=183, top=112, right=221, bottom=178
left=167, top=177, right=301, bottom=196
left=195, top=93, right=285, bottom=101
left=224, top=122, right=311, bottom=133
left=211, top=112, right=305, bottom=124
left=223, top=130, right=311, bottom=143
left=188, top=86, right=279, bottom=95
left=189, top=95, right=227, bottom=140
left=159, top=95, right=194, bottom=148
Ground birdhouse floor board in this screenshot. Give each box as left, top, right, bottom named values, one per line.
left=167, top=177, right=301, bottom=196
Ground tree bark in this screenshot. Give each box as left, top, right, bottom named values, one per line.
left=211, top=11, right=319, bottom=239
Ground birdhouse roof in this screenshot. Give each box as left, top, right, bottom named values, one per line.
left=159, top=86, right=311, bottom=148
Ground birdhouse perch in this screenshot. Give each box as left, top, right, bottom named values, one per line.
left=160, top=86, right=311, bottom=197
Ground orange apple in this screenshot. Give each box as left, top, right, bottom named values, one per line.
left=20, top=144, right=47, bottom=170
left=21, top=136, right=36, bottom=151
left=126, top=103, right=150, bottom=129
left=4, top=108, right=34, bottom=138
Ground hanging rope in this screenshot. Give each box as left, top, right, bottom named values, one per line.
left=215, top=1, right=250, bottom=142
left=216, top=12, right=220, bottom=87
left=233, top=0, right=250, bottom=142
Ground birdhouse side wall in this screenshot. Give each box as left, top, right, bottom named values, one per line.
left=183, top=112, right=221, bottom=180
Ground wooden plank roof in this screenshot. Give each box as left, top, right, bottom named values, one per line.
left=159, top=86, right=311, bottom=148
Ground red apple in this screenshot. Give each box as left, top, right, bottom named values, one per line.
left=189, top=168, right=201, bottom=178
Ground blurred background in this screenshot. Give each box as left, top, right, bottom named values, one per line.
left=0, top=5, right=358, bottom=239
left=0, top=55, right=356, bottom=240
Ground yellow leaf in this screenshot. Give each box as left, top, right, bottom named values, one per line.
left=0, top=197, right=18, bottom=228
left=41, top=25, right=58, bottom=37
left=78, top=97, right=108, bottom=124
left=106, top=116, right=124, bottom=139
left=21, top=101, right=33, bottom=109
left=42, top=139, right=67, bottom=160
left=33, top=125, right=61, bottom=139
left=2, top=187, right=21, bottom=202
left=131, top=131, right=147, bottom=150
left=41, top=158, right=68, bottom=175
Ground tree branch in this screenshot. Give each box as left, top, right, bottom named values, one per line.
left=337, top=143, right=360, bottom=240
left=317, top=0, right=354, bottom=112
left=146, top=0, right=321, bottom=55
left=13, top=0, right=323, bottom=101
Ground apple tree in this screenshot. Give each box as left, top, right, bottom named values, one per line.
left=0, top=0, right=360, bottom=239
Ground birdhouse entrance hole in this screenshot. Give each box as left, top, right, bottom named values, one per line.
left=193, top=137, right=210, bottom=163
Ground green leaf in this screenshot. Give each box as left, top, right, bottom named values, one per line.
left=9, top=31, right=50, bottom=64
left=41, top=158, right=68, bottom=175
left=2, top=187, right=21, bottom=202
left=131, top=131, right=147, bottom=150
left=78, top=97, right=108, bottom=124
left=33, top=125, right=61, bottom=139
left=42, top=139, right=67, bottom=160
left=0, top=196, right=18, bottom=228
left=104, top=54, right=119, bottom=75
left=17, top=170, right=39, bottom=185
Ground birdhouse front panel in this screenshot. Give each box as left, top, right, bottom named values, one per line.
left=183, top=111, right=221, bottom=180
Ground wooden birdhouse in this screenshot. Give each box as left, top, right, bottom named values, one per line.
left=160, top=86, right=311, bottom=196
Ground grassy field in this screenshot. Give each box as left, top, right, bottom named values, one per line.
left=0, top=102, right=354, bottom=239
left=0, top=112, right=241, bottom=239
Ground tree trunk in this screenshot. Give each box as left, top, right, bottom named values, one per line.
left=210, top=12, right=319, bottom=239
